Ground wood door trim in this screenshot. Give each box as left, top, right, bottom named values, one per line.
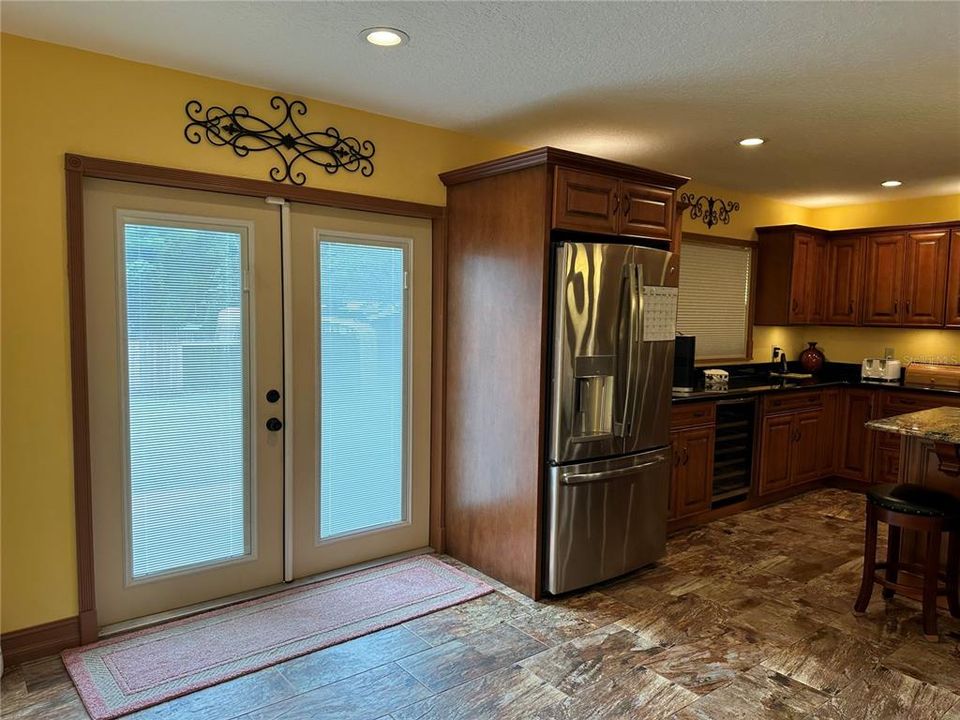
left=65, top=154, right=445, bottom=644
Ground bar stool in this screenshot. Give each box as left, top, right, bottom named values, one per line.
left=853, top=483, right=960, bottom=641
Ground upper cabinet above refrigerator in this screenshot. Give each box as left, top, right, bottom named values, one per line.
left=553, top=168, right=677, bottom=240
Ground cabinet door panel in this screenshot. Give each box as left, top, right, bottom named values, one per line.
left=674, top=426, right=714, bottom=518
left=793, top=410, right=823, bottom=484
left=817, top=389, right=840, bottom=476
left=948, top=229, right=960, bottom=327
left=824, top=236, right=863, bottom=325
left=873, top=437, right=901, bottom=485
left=758, top=413, right=795, bottom=495
left=862, top=233, right=905, bottom=325
left=789, top=234, right=812, bottom=323
left=806, top=235, right=828, bottom=325
left=837, top=389, right=875, bottom=481
left=553, top=168, right=620, bottom=234
left=902, top=230, right=949, bottom=326
left=619, top=182, right=674, bottom=239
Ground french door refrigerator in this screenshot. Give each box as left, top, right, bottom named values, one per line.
left=545, top=240, right=679, bottom=594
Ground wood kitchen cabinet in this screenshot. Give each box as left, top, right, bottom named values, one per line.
left=670, top=426, right=715, bottom=519
left=440, top=147, right=688, bottom=599
left=757, top=413, right=799, bottom=495
left=757, top=392, right=825, bottom=495
left=824, top=235, right=864, bottom=325
left=948, top=229, right=960, bottom=327
left=817, top=388, right=840, bottom=476
left=862, top=229, right=949, bottom=326
left=669, top=402, right=716, bottom=520
left=553, top=167, right=676, bottom=240
left=836, top=388, right=876, bottom=481
left=755, top=226, right=827, bottom=325
left=757, top=222, right=958, bottom=328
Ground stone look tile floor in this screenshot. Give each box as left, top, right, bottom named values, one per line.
left=3, top=489, right=959, bottom=719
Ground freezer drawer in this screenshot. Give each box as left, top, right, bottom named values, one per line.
left=544, top=448, right=670, bottom=594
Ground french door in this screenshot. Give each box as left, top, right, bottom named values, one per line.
left=84, top=180, right=431, bottom=627
left=289, top=204, right=431, bottom=578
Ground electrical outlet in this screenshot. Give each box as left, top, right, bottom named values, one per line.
left=884, top=347, right=895, bottom=359
left=772, top=346, right=782, bottom=362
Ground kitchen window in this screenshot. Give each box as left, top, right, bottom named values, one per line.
left=676, top=236, right=755, bottom=362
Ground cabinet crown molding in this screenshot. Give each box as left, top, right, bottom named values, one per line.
left=439, top=146, right=689, bottom=190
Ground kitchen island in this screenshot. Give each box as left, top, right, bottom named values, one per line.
left=866, top=407, right=960, bottom=580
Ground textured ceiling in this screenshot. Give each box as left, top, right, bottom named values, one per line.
left=4, top=1, right=959, bottom=206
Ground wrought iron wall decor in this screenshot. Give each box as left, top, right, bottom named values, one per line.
left=680, top=192, right=741, bottom=230
left=184, top=96, right=375, bottom=185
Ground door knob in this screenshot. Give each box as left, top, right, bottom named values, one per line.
left=266, top=389, right=281, bottom=403
left=265, top=417, right=283, bottom=432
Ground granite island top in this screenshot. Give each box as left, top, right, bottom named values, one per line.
left=866, top=406, right=960, bottom=445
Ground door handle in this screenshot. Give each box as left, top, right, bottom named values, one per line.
left=681, top=448, right=690, bottom=466
left=613, top=193, right=620, bottom=216
left=562, top=456, right=667, bottom=485
left=265, top=389, right=281, bottom=403
left=266, top=417, right=283, bottom=432
left=622, top=193, right=630, bottom=216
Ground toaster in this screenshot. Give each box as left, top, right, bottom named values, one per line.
left=861, top=357, right=902, bottom=383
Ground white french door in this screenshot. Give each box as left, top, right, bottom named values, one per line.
left=84, top=180, right=431, bottom=628
left=288, top=203, right=432, bottom=578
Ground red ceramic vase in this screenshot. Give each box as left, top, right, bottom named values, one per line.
left=799, top=341, right=825, bottom=373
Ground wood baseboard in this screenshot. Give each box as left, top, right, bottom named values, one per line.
left=1, top=616, right=80, bottom=668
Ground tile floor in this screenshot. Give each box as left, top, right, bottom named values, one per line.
left=3, top=488, right=959, bottom=719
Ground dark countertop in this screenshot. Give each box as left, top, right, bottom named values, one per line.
left=671, top=363, right=960, bottom=405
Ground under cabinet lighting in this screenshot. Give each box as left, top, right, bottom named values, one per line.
left=881, top=180, right=903, bottom=188
left=738, top=137, right=765, bottom=147
left=361, top=27, right=409, bottom=47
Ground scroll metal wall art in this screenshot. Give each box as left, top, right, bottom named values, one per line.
left=680, top=192, right=741, bottom=230
left=184, top=96, right=375, bottom=185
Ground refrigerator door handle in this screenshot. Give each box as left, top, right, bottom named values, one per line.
left=621, top=263, right=641, bottom=437
left=561, top=455, right=668, bottom=485
left=613, top=266, right=631, bottom=437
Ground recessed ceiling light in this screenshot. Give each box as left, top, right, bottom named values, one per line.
left=361, top=27, right=409, bottom=47
left=738, top=137, right=765, bottom=147
left=881, top=180, right=902, bottom=188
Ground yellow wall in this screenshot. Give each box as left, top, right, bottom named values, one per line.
left=679, top=180, right=811, bottom=241
left=810, top=194, right=960, bottom=230
left=0, top=34, right=523, bottom=633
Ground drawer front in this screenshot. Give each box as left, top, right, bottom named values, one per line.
left=881, top=391, right=950, bottom=415
left=671, top=402, right=716, bottom=429
left=763, top=391, right=823, bottom=415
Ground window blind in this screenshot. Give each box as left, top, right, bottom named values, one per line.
left=122, top=221, right=250, bottom=579
left=317, top=238, right=407, bottom=539
left=676, top=239, right=753, bottom=360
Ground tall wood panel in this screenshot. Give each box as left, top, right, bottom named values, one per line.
left=443, top=166, right=551, bottom=599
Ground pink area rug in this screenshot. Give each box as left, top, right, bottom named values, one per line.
left=62, top=555, right=492, bottom=719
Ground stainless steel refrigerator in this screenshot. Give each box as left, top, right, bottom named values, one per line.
left=545, top=240, right=679, bottom=594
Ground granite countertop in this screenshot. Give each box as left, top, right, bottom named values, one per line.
left=671, top=363, right=960, bottom=405
left=866, top=407, right=960, bottom=445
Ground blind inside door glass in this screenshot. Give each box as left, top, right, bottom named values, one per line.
left=122, top=221, right=250, bottom=578
left=677, top=239, right=753, bottom=360
left=318, top=239, right=406, bottom=539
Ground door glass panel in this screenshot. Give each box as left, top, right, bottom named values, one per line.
left=317, top=238, right=407, bottom=539
left=121, top=220, right=250, bottom=579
